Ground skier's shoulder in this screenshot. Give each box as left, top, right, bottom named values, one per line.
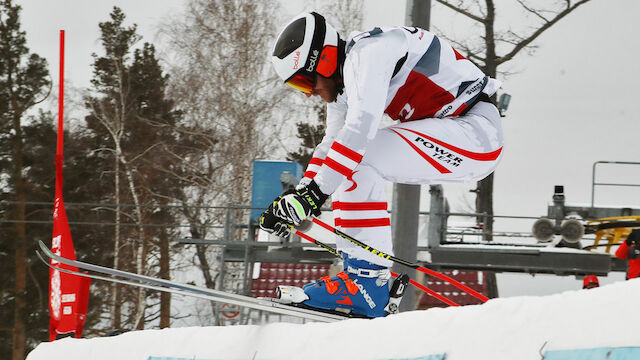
left=345, top=26, right=409, bottom=56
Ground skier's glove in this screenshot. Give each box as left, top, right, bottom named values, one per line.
left=259, top=200, right=294, bottom=237
left=273, top=180, right=328, bottom=226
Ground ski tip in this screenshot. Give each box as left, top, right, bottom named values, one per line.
left=35, top=249, right=48, bottom=265
left=38, top=240, right=49, bottom=253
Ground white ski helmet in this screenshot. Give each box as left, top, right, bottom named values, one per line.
left=271, top=12, right=340, bottom=93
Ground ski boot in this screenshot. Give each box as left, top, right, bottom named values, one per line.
left=277, top=254, right=392, bottom=318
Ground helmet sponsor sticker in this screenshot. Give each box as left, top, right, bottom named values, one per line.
left=307, top=49, right=319, bottom=72
left=293, top=51, right=301, bottom=70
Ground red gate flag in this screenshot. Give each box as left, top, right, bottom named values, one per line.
left=49, top=30, right=91, bottom=341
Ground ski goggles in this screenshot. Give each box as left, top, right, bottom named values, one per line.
left=285, top=73, right=315, bottom=94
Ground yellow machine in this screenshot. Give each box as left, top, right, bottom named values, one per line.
left=585, top=216, right=640, bottom=253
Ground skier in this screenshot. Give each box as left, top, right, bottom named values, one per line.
left=259, top=12, right=504, bottom=317
left=615, top=229, right=640, bottom=280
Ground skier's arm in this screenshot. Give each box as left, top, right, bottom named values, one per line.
left=313, top=31, right=408, bottom=195
left=300, top=99, right=347, bottom=185
left=615, top=239, right=630, bottom=259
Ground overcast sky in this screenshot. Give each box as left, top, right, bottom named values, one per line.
left=15, top=0, right=639, bottom=296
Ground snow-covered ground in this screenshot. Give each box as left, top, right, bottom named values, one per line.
left=28, top=278, right=640, bottom=360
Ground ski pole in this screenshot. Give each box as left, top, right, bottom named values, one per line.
left=293, top=229, right=460, bottom=307
left=304, top=217, right=490, bottom=303
left=295, top=230, right=340, bottom=256
left=389, top=270, right=459, bottom=307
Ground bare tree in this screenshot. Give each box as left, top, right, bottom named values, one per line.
left=309, top=0, right=364, bottom=36
left=432, top=0, right=593, bottom=239
left=426, top=0, right=593, bottom=299
left=161, top=0, right=285, bottom=323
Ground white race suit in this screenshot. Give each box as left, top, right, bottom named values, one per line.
left=302, top=27, right=504, bottom=267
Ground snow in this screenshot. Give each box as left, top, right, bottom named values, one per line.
left=28, top=278, right=640, bottom=360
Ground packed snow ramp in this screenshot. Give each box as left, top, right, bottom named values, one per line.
left=28, top=279, right=640, bottom=360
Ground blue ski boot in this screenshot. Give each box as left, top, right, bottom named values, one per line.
left=279, top=254, right=391, bottom=318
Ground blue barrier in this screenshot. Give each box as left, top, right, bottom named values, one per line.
left=544, top=347, right=640, bottom=360
left=148, top=354, right=446, bottom=360
left=386, top=355, right=446, bottom=360
left=148, top=357, right=215, bottom=360
left=250, top=160, right=302, bottom=223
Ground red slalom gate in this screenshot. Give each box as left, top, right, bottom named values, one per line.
left=49, top=30, right=91, bottom=341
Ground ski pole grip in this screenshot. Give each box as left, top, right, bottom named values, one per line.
left=296, top=219, right=313, bottom=232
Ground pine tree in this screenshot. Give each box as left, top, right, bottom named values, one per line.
left=286, top=121, right=325, bottom=169
left=0, top=111, right=61, bottom=357
left=128, top=42, right=182, bottom=329
left=0, top=1, right=50, bottom=358
left=84, top=6, right=140, bottom=331
left=83, top=6, right=181, bottom=331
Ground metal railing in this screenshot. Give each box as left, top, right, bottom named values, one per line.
left=591, top=161, right=640, bottom=208
left=2, top=199, right=555, bottom=248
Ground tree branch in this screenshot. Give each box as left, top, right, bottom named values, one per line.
left=515, top=0, right=550, bottom=23
left=497, top=0, right=592, bottom=65
left=435, top=0, right=486, bottom=23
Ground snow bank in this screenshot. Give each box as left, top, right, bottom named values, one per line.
left=28, top=279, right=640, bottom=360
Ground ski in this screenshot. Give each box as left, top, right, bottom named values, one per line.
left=257, top=297, right=372, bottom=319
left=37, top=241, right=348, bottom=323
